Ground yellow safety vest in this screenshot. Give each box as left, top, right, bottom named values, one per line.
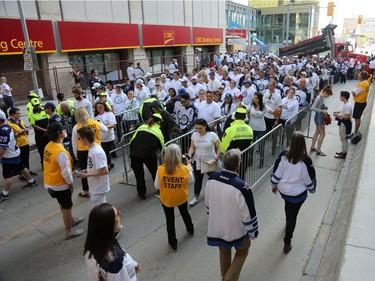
left=130, top=123, right=164, bottom=148
left=43, top=141, right=72, bottom=186
left=220, top=119, right=253, bottom=153
left=157, top=164, right=190, bottom=207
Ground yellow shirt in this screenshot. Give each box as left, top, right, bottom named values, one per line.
left=76, top=119, right=101, bottom=151
left=44, top=142, right=71, bottom=186
left=8, top=119, right=29, bottom=147
left=157, top=164, right=190, bottom=207
left=353, top=80, right=369, bottom=103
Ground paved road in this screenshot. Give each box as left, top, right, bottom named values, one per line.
left=0, top=81, right=362, bottom=281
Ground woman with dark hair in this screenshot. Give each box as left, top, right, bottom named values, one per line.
left=84, top=203, right=140, bottom=281
left=94, top=101, right=117, bottom=170
left=129, top=113, right=164, bottom=200
left=164, top=88, right=179, bottom=114
left=271, top=131, right=317, bottom=253
left=310, top=86, right=333, bottom=156
left=187, top=118, right=221, bottom=206
left=155, top=144, right=195, bottom=252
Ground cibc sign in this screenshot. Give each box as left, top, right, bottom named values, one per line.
left=0, top=18, right=56, bottom=55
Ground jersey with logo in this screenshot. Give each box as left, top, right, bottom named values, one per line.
left=0, top=124, right=20, bottom=163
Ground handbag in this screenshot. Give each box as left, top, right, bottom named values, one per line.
left=324, top=113, right=332, bottom=125
left=200, top=158, right=222, bottom=174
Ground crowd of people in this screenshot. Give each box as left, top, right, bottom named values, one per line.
left=0, top=49, right=372, bottom=280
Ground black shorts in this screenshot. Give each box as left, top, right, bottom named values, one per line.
left=53, top=188, right=73, bottom=209
left=353, top=102, right=367, bottom=119
left=2, top=162, right=25, bottom=178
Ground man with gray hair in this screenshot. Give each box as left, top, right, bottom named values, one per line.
left=205, top=148, right=258, bottom=281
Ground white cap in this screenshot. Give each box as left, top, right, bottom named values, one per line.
left=0, top=110, right=6, bottom=121
left=160, top=74, right=167, bottom=79
left=91, top=82, right=101, bottom=89
left=136, top=79, right=144, bottom=85
left=179, top=77, right=188, bottom=83
left=144, top=72, right=151, bottom=78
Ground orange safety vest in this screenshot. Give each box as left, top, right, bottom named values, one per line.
left=44, top=142, right=72, bottom=186
left=76, top=119, right=101, bottom=151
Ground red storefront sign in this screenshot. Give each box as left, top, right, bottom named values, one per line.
left=142, top=25, right=190, bottom=47
left=58, top=21, right=139, bottom=52
left=193, top=27, right=224, bottom=45
left=226, top=29, right=247, bottom=38
left=0, top=18, right=56, bottom=55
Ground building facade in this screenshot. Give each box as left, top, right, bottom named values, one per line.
left=0, top=0, right=226, bottom=100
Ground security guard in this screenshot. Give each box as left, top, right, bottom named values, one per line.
left=220, top=108, right=253, bottom=180
left=29, top=98, right=50, bottom=168
left=56, top=93, right=75, bottom=117
left=130, top=113, right=164, bottom=200
left=26, top=92, right=40, bottom=122
left=139, top=96, right=158, bottom=121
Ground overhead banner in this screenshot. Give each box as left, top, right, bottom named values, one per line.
left=0, top=18, right=56, bottom=55
left=58, top=21, right=139, bottom=52
left=226, top=29, right=247, bottom=38
left=142, top=25, right=190, bottom=48
left=193, top=27, right=224, bottom=46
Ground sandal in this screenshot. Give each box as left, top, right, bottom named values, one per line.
left=78, top=192, right=90, bottom=198
left=310, top=147, right=317, bottom=152
left=316, top=151, right=327, bottom=156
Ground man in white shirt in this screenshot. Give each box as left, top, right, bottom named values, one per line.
left=127, top=62, right=136, bottom=85
left=230, top=68, right=242, bottom=87
left=169, top=59, right=178, bottom=73
left=263, top=80, right=282, bottom=133
left=111, top=85, right=128, bottom=141
left=207, top=72, right=221, bottom=92
left=196, top=91, right=221, bottom=125
left=180, top=77, right=195, bottom=101
left=134, top=62, right=145, bottom=79
left=190, top=76, right=206, bottom=99
left=171, top=72, right=182, bottom=92
left=144, top=73, right=156, bottom=93
left=241, top=80, right=255, bottom=106
left=134, top=79, right=149, bottom=106
left=254, top=70, right=269, bottom=94
left=160, top=74, right=172, bottom=93
left=73, top=87, right=93, bottom=117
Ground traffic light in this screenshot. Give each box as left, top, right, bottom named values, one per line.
left=358, top=15, right=363, bottom=24
left=327, top=2, right=334, bottom=17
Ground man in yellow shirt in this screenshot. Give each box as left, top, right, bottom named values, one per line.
left=44, top=122, right=84, bottom=239
left=351, top=71, right=369, bottom=136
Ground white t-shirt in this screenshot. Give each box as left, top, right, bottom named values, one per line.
left=111, top=92, right=128, bottom=114
left=74, top=98, right=93, bottom=117
left=87, top=144, right=110, bottom=194
left=263, top=90, right=282, bottom=119
left=94, top=111, right=116, bottom=142
left=127, top=67, right=135, bottom=81
left=191, top=83, right=206, bottom=98
left=340, top=102, right=353, bottom=117
left=248, top=105, right=271, bottom=131
left=134, top=87, right=149, bottom=106
left=223, top=87, right=240, bottom=98
left=1, top=83, right=11, bottom=97
left=196, top=101, right=221, bottom=123
left=241, top=86, right=255, bottom=106
left=191, top=131, right=219, bottom=170
left=171, top=79, right=182, bottom=92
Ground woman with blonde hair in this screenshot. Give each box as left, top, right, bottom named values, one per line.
left=72, top=107, right=108, bottom=197
left=154, top=144, right=194, bottom=252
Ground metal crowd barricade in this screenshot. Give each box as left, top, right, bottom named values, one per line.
left=113, top=107, right=141, bottom=144
left=282, top=106, right=311, bottom=147
left=240, top=124, right=284, bottom=189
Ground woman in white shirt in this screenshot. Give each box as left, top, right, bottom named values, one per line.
left=279, top=87, right=299, bottom=145
left=85, top=203, right=140, bottom=281
left=94, top=101, right=117, bottom=170
left=187, top=119, right=221, bottom=206
left=123, top=90, right=140, bottom=133
left=151, top=82, right=166, bottom=102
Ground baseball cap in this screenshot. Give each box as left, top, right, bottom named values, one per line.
left=160, top=74, right=167, bottom=79
left=99, top=92, right=108, bottom=96
left=179, top=92, right=190, bottom=100
left=224, top=93, right=232, bottom=99
left=115, top=84, right=122, bottom=88
left=236, top=108, right=247, bottom=114
left=152, top=113, right=163, bottom=121
left=136, top=79, right=144, bottom=85
left=0, top=110, right=6, bottom=121
left=47, top=122, right=63, bottom=136
left=28, top=92, right=39, bottom=99
left=234, top=94, right=244, bottom=100
left=30, top=98, right=40, bottom=106
left=44, top=102, right=56, bottom=111
left=209, top=71, right=216, bottom=76
left=91, top=82, right=101, bottom=89
left=151, top=100, right=164, bottom=111
left=300, top=71, right=307, bottom=76
left=179, top=77, right=188, bottom=83
left=178, top=88, right=187, bottom=95
left=191, top=76, right=197, bottom=80
left=219, top=84, right=225, bottom=89
left=144, top=72, right=151, bottom=78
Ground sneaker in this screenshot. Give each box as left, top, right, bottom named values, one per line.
left=0, top=192, right=9, bottom=202
left=283, top=243, right=292, bottom=254
left=187, top=229, right=194, bottom=237
left=169, top=244, right=178, bottom=253
left=72, top=217, right=85, bottom=227
left=22, top=179, right=38, bottom=189
left=189, top=197, right=199, bottom=206
left=65, top=229, right=84, bottom=240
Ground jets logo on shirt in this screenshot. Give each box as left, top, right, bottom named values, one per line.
left=114, top=96, right=123, bottom=104
left=258, top=84, right=265, bottom=91
left=88, top=156, right=93, bottom=169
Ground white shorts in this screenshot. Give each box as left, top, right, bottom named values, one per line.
left=89, top=192, right=107, bottom=208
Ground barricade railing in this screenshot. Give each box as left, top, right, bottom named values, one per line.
left=157, top=115, right=230, bottom=164
left=283, top=106, right=311, bottom=147
left=112, top=107, right=142, bottom=143
left=240, top=124, right=284, bottom=189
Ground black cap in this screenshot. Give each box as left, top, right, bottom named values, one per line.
left=47, top=122, right=63, bottom=136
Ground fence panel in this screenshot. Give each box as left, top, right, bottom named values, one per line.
left=283, top=106, right=311, bottom=147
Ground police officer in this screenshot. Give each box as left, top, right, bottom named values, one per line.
left=129, top=113, right=164, bottom=200
left=220, top=108, right=253, bottom=180
left=26, top=92, right=40, bottom=122
left=29, top=98, right=50, bottom=168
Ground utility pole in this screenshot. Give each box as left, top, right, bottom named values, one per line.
left=17, top=0, right=39, bottom=94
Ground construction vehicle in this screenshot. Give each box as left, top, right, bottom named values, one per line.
left=279, top=24, right=369, bottom=63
